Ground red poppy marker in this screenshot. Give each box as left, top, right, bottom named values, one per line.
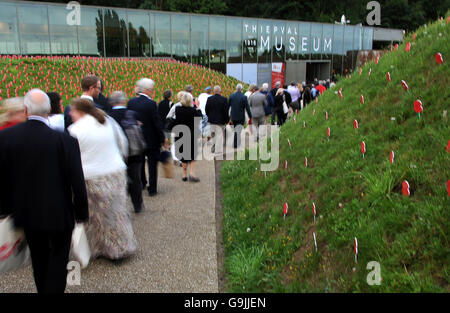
left=414, top=99, right=423, bottom=118
left=283, top=202, right=288, bottom=220
left=447, top=16, right=450, bottom=24
left=359, top=68, right=362, bottom=76
left=386, top=72, right=391, bottom=82
left=312, top=202, right=316, bottom=223
left=353, top=119, right=359, bottom=129
left=405, top=42, right=411, bottom=52
left=354, top=237, right=358, bottom=264
left=412, top=33, right=416, bottom=41
left=435, top=53, right=443, bottom=64
left=402, top=180, right=410, bottom=197
left=390, top=150, right=395, bottom=164
left=447, top=180, right=450, bottom=197
left=395, top=43, right=398, bottom=50
left=285, top=160, right=288, bottom=169
left=327, top=127, right=330, bottom=140
left=447, top=140, right=450, bottom=153
left=375, top=55, right=380, bottom=64
left=401, top=80, right=409, bottom=91
left=295, top=109, right=298, bottom=115
left=325, top=111, right=328, bottom=120
left=305, top=157, right=308, bottom=168
left=360, top=95, right=364, bottom=105
left=338, top=90, right=343, bottom=99
left=361, top=141, right=366, bottom=158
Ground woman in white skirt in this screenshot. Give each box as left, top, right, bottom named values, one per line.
left=68, top=98, right=137, bottom=260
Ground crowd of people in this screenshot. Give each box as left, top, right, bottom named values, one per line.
left=0, top=73, right=332, bottom=293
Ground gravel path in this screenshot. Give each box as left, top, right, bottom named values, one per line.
left=0, top=158, right=218, bottom=293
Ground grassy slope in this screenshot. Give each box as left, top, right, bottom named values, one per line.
left=0, top=57, right=242, bottom=106
left=221, top=16, right=449, bottom=292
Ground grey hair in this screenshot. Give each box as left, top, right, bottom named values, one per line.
left=109, top=91, right=127, bottom=106
left=24, top=89, right=50, bottom=116
left=236, top=83, right=243, bottom=92
left=185, top=84, right=194, bottom=93
left=136, top=78, right=155, bottom=93
left=262, top=83, right=269, bottom=91
left=213, top=85, right=221, bottom=94
left=0, top=97, right=24, bottom=124
left=275, top=81, right=281, bottom=87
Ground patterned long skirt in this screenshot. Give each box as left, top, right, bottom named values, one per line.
left=85, top=170, right=138, bottom=260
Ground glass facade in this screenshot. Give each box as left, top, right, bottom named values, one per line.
left=0, top=0, right=402, bottom=78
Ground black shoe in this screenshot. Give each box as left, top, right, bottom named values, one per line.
left=182, top=177, right=188, bottom=182
left=148, top=191, right=157, bottom=197
left=188, top=175, right=200, bottom=183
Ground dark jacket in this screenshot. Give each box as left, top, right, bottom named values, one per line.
left=173, top=106, right=203, bottom=161
left=96, top=93, right=111, bottom=112
left=108, top=107, right=141, bottom=163
left=127, top=94, right=165, bottom=150
left=229, top=91, right=252, bottom=122
left=0, top=120, right=88, bottom=231
left=205, top=94, right=229, bottom=125
left=157, top=99, right=172, bottom=129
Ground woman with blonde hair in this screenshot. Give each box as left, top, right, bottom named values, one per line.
left=173, top=92, right=203, bottom=182
left=68, top=98, right=137, bottom=260
left=0, top=97, right=26, bottom=131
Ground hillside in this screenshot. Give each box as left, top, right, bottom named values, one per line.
left=221, top=16, right=449, bottom=292
left=0, top=57, right=242, bottom=105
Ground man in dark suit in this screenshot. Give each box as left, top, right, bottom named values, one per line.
left=128, top=78, right=166, bottom=196
left=108, top=91, right=144, bottom=213
left=229, top=84, right=252, bottom=149
left=205, top=85, right=229, bottom=155
left=0, top=89, right=88, bottom=293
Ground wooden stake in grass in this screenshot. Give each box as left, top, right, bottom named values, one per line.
left=283, top=202, right=288, bottom=220
left=312, top=202, right=316, bottom=223
left=313, top=232, right=318, bottom=252
left=354, top=237, right=358, bottom=264
left=361, top=141, right=366, bottom=158
left=414, top=99, right=423, bottom=119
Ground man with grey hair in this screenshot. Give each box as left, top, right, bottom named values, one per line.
left=128, top=79, right=166, bottom=196
left=108, top=91, right=144, bottom=213
left=229, top=83, right=252, bottom=149
left=205, top=85, right=229, bottom=154
left=0, top=88, right=88, bottom=293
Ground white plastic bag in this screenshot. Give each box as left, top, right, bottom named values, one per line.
left=70, top=224, right=91, bottom=269
left=0, top=216, right=30, bottom=275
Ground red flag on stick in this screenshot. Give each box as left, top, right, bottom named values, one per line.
left=361, top=141, right=366, bottom=157
left=436, top=53, right=443, bottom=64
left=327, top=127, right=330, bottom=139
left=401, top=80, right=409, bottom=91
left=405, top=42, right=411, bottom=52
left=402, top=180, right=411, bottom=196
left=360, top=95, right=365, bottom=104
left=353, top=119, right=359, bottom=129
left=414, top=99, right=423, bottom=118
left=283, top=202, right=288, bottom=219
left=386, top=72, right=391, bottom=82
left=390, top=150, right=395, bottom=164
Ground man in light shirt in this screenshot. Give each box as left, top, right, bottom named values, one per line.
left=287, top=81, right=301, bottom=111
left=197, top=86, right=212, bottom=140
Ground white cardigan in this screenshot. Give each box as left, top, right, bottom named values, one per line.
left=68, top=114, right=128, bottom=179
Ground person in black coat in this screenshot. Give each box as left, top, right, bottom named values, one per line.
left=228, top=84, right=252, bottom=149
left=205, top=85, right=229, bottom=154
left=157, top=89, right=173, bottom=136
left=108, top=91, right=144, bottom=213
left=127, top=78, right=166, bottom=196
left=0, top=89, right=88, bottom=293
left=173, top=92, right=203, bottom=182
left=274, top=88, right=287, bottom=126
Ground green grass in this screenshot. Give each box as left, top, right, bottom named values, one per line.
left=221, top=15, right=450, bottom=292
